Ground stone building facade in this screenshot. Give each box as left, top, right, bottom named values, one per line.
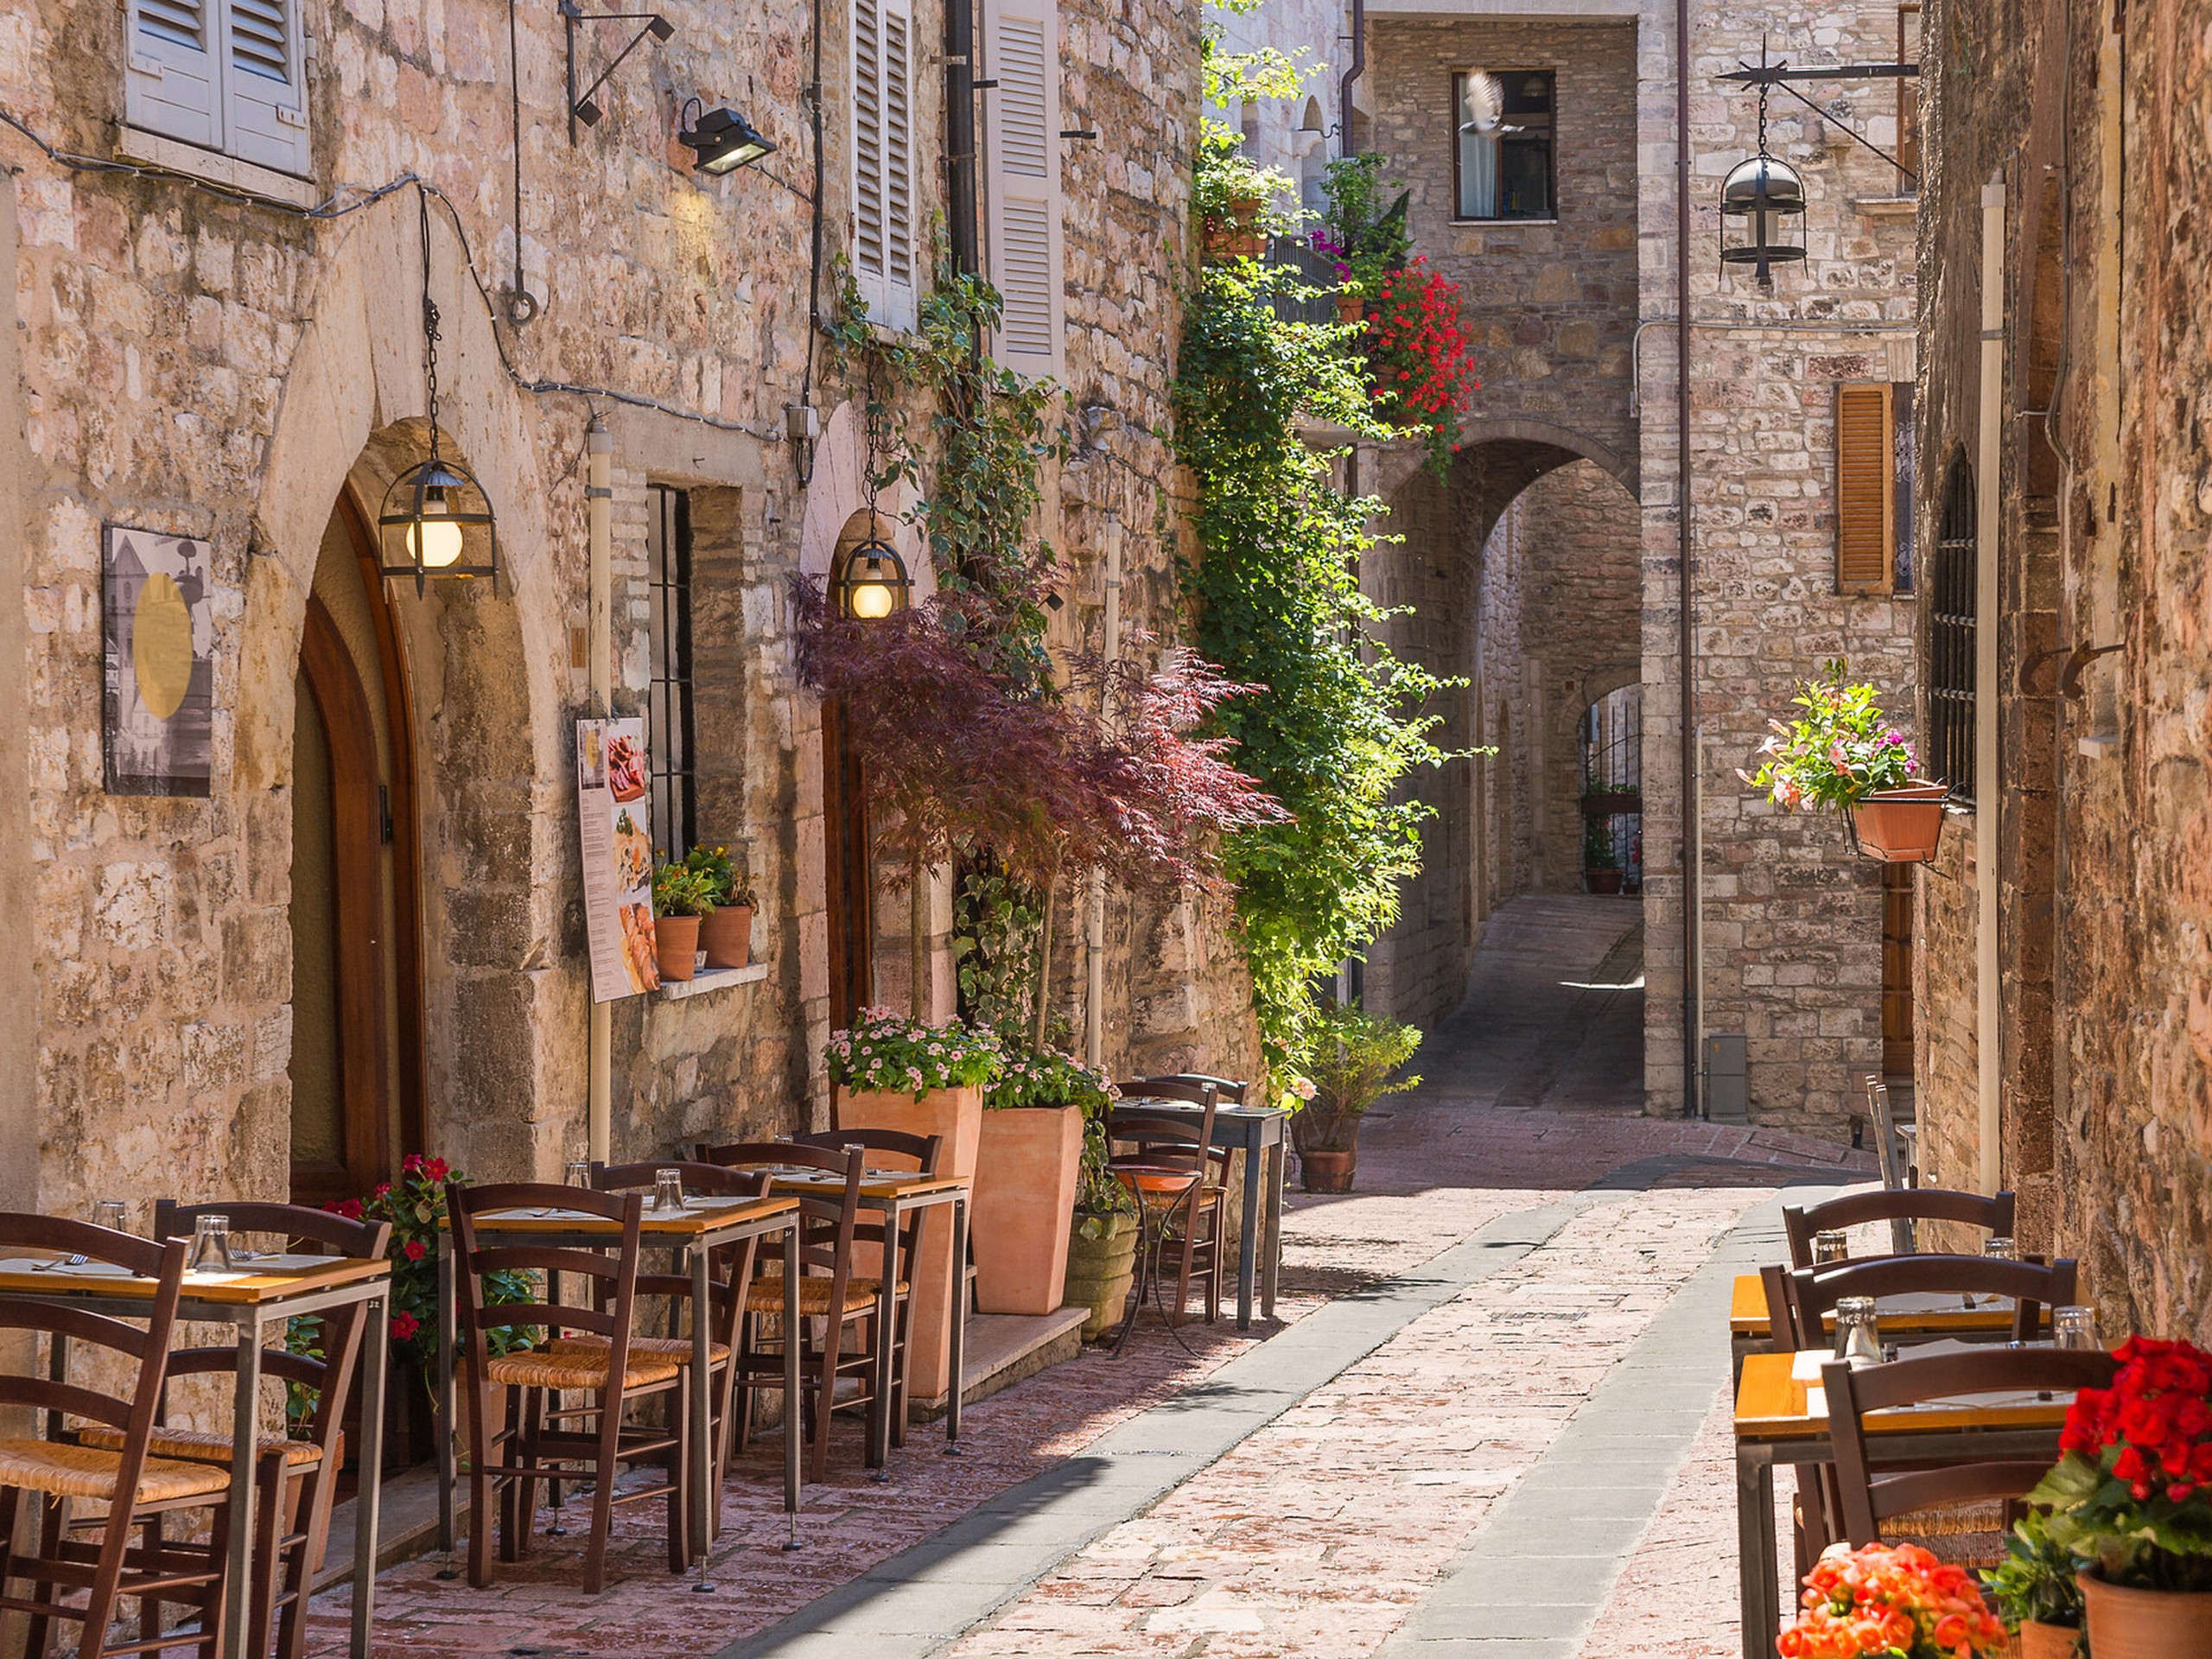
left=1910, top=0, right=2212, bottom=1339
left=1354, top=0, right=1923, bottom=1135
left=0, top=0, right=1250, bottom=1224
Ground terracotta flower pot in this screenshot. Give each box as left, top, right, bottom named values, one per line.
left=1850, top=783, right=1949, bottom=862
left=1063, top=1210, right=1138, bottom=1341
left=699, top=903, right=753, bottom=969
left=1586, top=868, right=1624, bottom=894
left=2079, top=1573, right=2212, bottom=1659
left=1335, top=292, right=1364, bottom=324
left=973, top=1107, right=1083, bottom=1315
left=1300, top=1147, right=1356, bottom=1193
left=2016, top=1619, right=2082, bottom=1659
left=834, top=1084, right=983, bottom=1405
left=653, top=915, right=701, bottom=982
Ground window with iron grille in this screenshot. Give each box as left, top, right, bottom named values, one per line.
left=1929, top=453, right=1976, bottom=800
left=646, top=485, right=696, bottom=861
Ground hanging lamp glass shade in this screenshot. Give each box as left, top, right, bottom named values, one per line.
left=378, top=450, right=499, bottom=592
left=830, top=536, right=912, bottom=620
left=1719, top=152, right=1808, bottom=287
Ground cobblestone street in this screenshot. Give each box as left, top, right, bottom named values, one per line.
left=303, top=898, right=1868, bottom=1658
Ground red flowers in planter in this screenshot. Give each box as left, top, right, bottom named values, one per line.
left=2061, top=1335, right=2212, bottom=1503
left=1360, top=257, right=1478, bottom=474
left=1778, top=1542, right=2008, bottom=1658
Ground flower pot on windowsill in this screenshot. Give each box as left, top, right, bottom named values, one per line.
left=699, top=903, right=753, bottom=969
left=1848, top=780, right=1950, bottom=863
left=1585, top=868, right=1624, bottom=894
left=653, top=914, right=702, bottom=981
left=973, top=1106, right=1083, bottom=1315
left=2078, top=1573, right=2212, bottom=1659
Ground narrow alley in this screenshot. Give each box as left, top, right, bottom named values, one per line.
left=310, top=898, right=1866, bottom=1659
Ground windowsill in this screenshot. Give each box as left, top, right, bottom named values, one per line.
left=1449, top=217, right=1560, bottom=227
left=658, top=961, right=771, bottom=1001
left=114, top=126, right=321, bottom=209
left=1853, top=195, right=1920, bottom=218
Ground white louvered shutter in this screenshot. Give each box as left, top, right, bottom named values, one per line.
left=125, top=0, right=221, bottom=149
left=221, top=0, right=311, bottom=175
left=982, top=0, right=1064, bottom=378
left=851, top=0, right=917, bottom=331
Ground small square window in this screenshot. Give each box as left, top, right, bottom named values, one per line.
left=1453, top=70, right=1555, bottom=221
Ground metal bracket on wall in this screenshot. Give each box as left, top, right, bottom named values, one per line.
left=562, top=0, right=674, bottom=142
left=2019, top=640, right=2123, bottom=699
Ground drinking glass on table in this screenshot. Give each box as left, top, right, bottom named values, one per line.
left=187, top=1213, right=233, bottom=1274
left=45, top=1199, right=130, bottom=1268
left=1834, top=1295, right=1884, bottom=1366
left=652, top=1168, right=686, bottom=1214
left=1982, top=1236, right=2018, bottom=1262
left=2054, top=1305, right=2100, bottom=1351
left=1812, top=1230, right=1849, bottom=1267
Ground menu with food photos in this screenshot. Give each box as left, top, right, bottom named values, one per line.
left=576, top=718, right=659, bottom=1001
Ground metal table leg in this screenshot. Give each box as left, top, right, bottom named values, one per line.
left=944, top=1195, right=968, bottom=1449
left=435, top=1231, right=456, bottom=1552
left=1261, top=1139, right=1284, bottom=1321
left=870, top=1198, right=900, bottom=1471
left=689, top=1243, right=714, bottom=1558
left=1737, top=1445, right=1779, bottom=1659
left=782, top=1220, right=802, bottom=1518
left=351, top=1290, right=387, bottom=1659
left=222, top=1312, right=264, bottom=1659
left=1235, top=1139, right=1260, bottom=1330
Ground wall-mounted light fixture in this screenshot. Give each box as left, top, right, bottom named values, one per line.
left=563, top=0, right=674, bottom=140
left=678, top=102, right=778, bottom=174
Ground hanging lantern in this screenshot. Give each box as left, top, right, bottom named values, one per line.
left=378, top=187, right=500, bottom=593
left=1719, top=151, right=1808, bottom=289
left=829, top=535, right=912, bottom=620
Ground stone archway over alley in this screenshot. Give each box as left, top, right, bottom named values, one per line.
left=309, top=898, right=1866, bottom=1659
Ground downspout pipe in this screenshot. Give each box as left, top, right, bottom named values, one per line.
left=1974, top=175, right=2005, bottom=1194
left=945, top=0, right=979, bottom=275
left=1675, top=0, right=1700, bottom=1117
left=1084, top=512, right=1122, bottom=1068
left=587, top=416, right=613, bottom=1166
left=1339, top=0, right=1365, bottom=156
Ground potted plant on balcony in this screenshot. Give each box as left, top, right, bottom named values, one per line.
left=973, top=1049, right=1113, bottom=1315
left=1741, top=661, right=1948, bottom=863
left=1288, top=1003, right=1421, bottom=1193
left=2026, top=1336, right=2212, bottom=1659
left=686, top=843, right=754, bottom=969
left=1062, top=1093, right=1138, bottom=1341
left=1584, top=817, right=1625, bottom=895
left=1193, top=130, right=1281, bottom=262
left=1778, top=1542, right=2010, bottom=1659
left=1982, top=1509, right=2089, bottom=1659
left=1317, top=151, right=1411, bottom=326
left=650, top=858, right=717, bottom=982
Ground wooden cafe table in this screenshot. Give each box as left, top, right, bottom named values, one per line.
left=0, top=1249, right=392, bottom=1659
left=747, top=1163, right=972, bottom=1464
left=1732, top=1346, right=2070, bottom=1659
left=1112, top=1098, right=1287, bottom=1330
left=434, top=1193, right=803, bottom=1560
left=1729, top=1273, right=2018, bottom=1379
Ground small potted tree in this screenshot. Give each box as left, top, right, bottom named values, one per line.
left=974, top=1050, right=1113, bottom=1315
left=1982, top=1509, right=2089, bottom=1659
left=1742, top=661, right=1948, bottom=862
left=687, top=844, right=754, bottom=969
left=650, top=858, right=717, bottom=982
left=1289, top=1003, right=1421, bottom=1193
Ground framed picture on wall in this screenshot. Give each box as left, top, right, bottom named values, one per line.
left=102, top=524, right=216, bottom=798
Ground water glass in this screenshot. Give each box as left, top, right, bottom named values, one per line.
left=1812, top=1230, right=1849, bottom=1267
left=653, top=1168, right=686, bottom=1214
left=565, top=1160, right=592, bottom=1188
left=90, top=1200, right=126, bottom=1234
left=2054, top=1305, right=2100, bottom=1351
left=1834, top=1295, right=1884, bottom=1365
left=188, top=1213, right=233, bottom=1274
left=1982, top=1236, right=2019, bottom=1262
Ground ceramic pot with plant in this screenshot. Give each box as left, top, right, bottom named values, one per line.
left=974, top=1051, right=1111, bottom=1316
left=1194, top=132, right=1281, bottom=261
left=651, top=859, right=717, bottom=982
left=1777, top=1541, right=2010, bottom=1659
left=827, top=1009, right=1001, bottom=1403
left=1741, top=660, right=1948, bottom=863
left=1062, top=1098, right=1137, bottom=1341
left=1584, top=817, right=1625, bottom=895
left=1982, top=1509, right=2088, bottom=1659
left=686, top=844, right=754, bottom=969
left=1288, top=1003, right=1422, bottom=1193
left=2029, top=1336, right=2212, bottom=1659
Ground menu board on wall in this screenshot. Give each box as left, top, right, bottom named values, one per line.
left=576, top=718, right=659, bottom=1002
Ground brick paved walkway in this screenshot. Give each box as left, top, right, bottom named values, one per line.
left=306, top=896, right=1868, bottom=1658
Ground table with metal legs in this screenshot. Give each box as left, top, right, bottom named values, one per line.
left=1115, top=1102, right=1287, bottom=1328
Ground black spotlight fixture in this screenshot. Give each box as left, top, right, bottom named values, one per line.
left=679, top=102, right=778, bottom=175
left=829, top=534, right=912, bottom=620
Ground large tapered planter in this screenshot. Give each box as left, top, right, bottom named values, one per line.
left=972, top=1107, right=1082, bottom=1315
left=834, top=1084, right=982, bottom=1405
left=1849, top=782, right=1949, bottom=862
left=2079, top=1573, right=2212, bottom=1659
left=1063, top=1211, right=1138, bottom=1341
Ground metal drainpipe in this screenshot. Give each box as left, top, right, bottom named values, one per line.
left=1675, top=0, right=1700, bottom=1118
left=945, top=0, right=979, bottom=275
left=1974, top=175, right=2005, bottom=1195
left=1339, top=0, right=1365, bottom=155
left=588, top=416, right=613, bottom=1165
left=1084, top=510, right=1122, bottom=1069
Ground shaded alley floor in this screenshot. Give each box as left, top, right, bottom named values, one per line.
left=307, top=895, right=1868, bottom=1658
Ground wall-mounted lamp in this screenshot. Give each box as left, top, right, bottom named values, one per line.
left=678, top=102, right=778, bottom=174
left=563, top=2, right=674, bottom=140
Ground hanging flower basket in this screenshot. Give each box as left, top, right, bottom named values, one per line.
left=1202, top=198, right=1268, bottom=262
left=1847, top=780, right=1950, bottom=863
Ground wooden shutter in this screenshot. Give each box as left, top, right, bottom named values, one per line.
left=223, top=0, right=311, bottom=175
left=1835, top=381, right=1896, bottom=594
left=982, top=0, right=1064, bottom=378
left=851, top=0, right=916, bottom=331
left=125, top=0, right=221, bottom=149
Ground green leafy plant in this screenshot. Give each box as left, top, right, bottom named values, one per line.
left=283, top=1315, right=325, bottom=1434
left=1584, top=817, right=1622, bottom=872
left=1741, top=661, right=1924, bottom=812
left=988, top=1047, right=1116, bottom=1112
left=682, top=843, right=753, bottom=908
left=652, top=858, right=720, bottom=918
left=952, top=864, right=1045, bottom=1044
left=1315, top=152, right=1411, bottom=295
left=1980, top=1509, right=2087, bottom=1639
left=826, top=1007, right=1004, bottom=1096
left=1287, top=1004, right=1421, bottom=1154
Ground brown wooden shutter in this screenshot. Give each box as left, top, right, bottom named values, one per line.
left=1835, top=381, right=1896, bottom=594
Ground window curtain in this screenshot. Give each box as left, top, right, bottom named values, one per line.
left=1459, top=130, right=1498, bottom=219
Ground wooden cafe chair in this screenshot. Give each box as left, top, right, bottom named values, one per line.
left=1824, top=1346, right=2120, bottom=1559
left=575, top=1161, right=770, bottom=1508
left=1787, top=1253, right=2076, bottom=1354
left=1782, top=1187, right=2017, bottom=1268
left=447, top=1181, right=689, bottom=1593
left=694, top=1142, right=888, bottom=1482
left=0, top=1216, right=236, bottom=1658
left=1106, top=1085, right=1227, bottom=1346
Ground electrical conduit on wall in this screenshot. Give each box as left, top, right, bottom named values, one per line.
left=1974, top=175, right=2005, bottom=1195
